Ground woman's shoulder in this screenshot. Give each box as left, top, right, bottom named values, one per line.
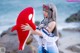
left=49, top=21, right=56, bottom=25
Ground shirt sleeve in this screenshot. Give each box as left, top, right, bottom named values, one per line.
left=41, top=28, right=59, bottom=42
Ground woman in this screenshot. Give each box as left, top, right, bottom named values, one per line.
left=21, top=4, right=59, bottom=53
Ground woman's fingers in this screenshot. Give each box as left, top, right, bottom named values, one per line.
left=21, top=24, right=26, bottom=28
left=21, top=27, right=26, bottom=29
left=21, top=24, right=28, bottom=29
left=25, top=23, right=28, bottom=25
left=21, top=23, right=33, bottom=32
left=21, top=24, right=31, bottom=31
left=21, top=26, right=29, bottom=29
left=22, top=29, right=27, bottom=31
left=21, top=25, right=25, bottom=30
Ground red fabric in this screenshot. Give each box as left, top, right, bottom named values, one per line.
left=43, top=4, right=49, bottom=10
left=11, top=7, right=36, bottom=50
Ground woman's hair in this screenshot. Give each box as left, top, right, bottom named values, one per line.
left=42, top=4, right=58, bottom=37
left=49, top=4, right=57, bottom=21
left=43, top=4, right=57, bottom=21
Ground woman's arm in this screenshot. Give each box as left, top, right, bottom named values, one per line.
left=46, top=21, right=56, bottom=33
left=31, top=29, right=42, bottom=36
left=21, top=21, right=56, bottom=36
left=33, top=21, right=56, bottom=36
left=21, top=24, right=42, bottom=36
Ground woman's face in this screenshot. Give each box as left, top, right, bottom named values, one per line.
left=43, top=11, right=48, bottom=18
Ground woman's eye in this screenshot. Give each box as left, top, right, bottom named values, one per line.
left=28, top=14, right=32, bottom=20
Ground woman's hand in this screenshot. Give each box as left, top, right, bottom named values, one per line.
left=38, top=24, right=44, bottom=29
left=21, top=23, right=32, bottom=31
